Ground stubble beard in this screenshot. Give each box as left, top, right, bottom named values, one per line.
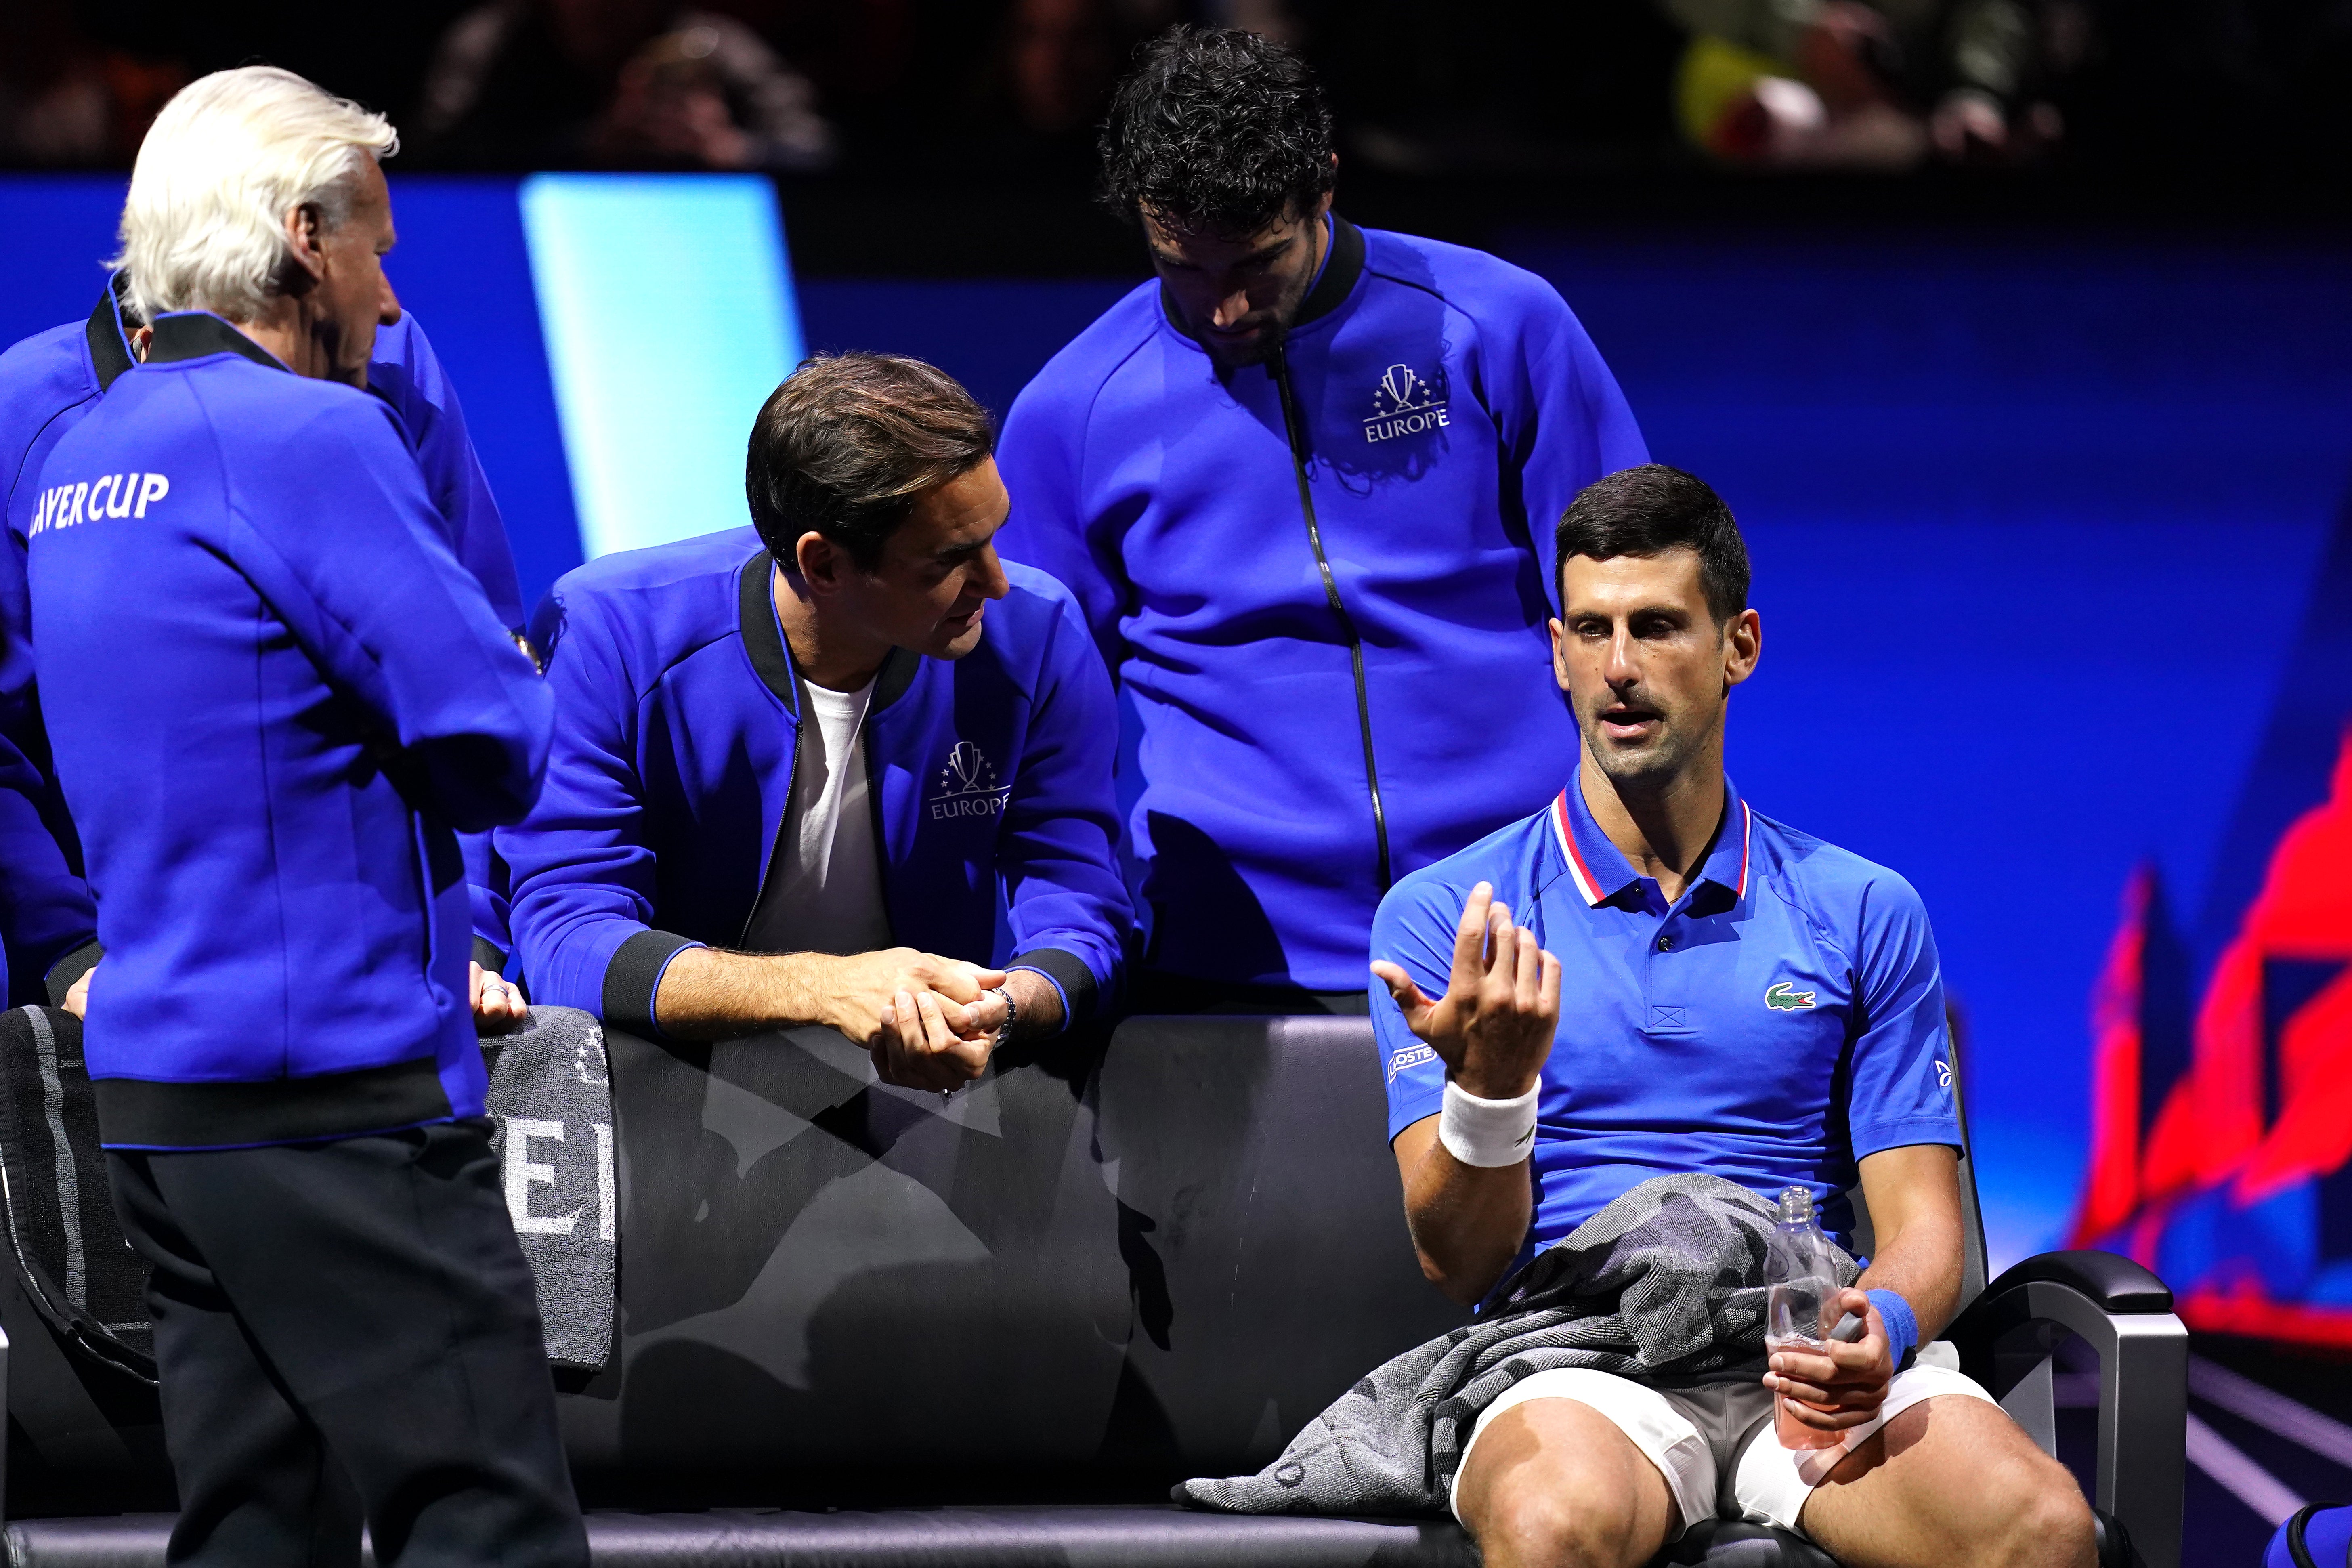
left=1203, top=319, right=1284, bottom=372
left=1582, top=710, right=1697, bottom=793
left=1195, top=262, right=1316, bottom=372
left=934, top=612, right=987, bottom=662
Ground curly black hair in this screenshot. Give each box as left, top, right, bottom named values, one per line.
left=1098, top=26, right=1335, bottom=239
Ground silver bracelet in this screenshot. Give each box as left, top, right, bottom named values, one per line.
left=990, top=984, right=1018, bottom=1050
left=942, top=988, right=1018, bottom=1105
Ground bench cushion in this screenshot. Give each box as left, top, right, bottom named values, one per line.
left=5, top=1509, right=1853, bottom=1566
left=2, top=1507, right=1476, bottom=1567
left=566, top=1018, right=1466, bottom=1499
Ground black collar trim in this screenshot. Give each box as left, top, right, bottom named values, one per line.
left=145, top=313, right=290, bottom=373
left=736, top=548, right=924, bottom=718
left=85, top=280, right=136, bottom=391
left=738, top=550, right=799, bottom=720
left=1158, top=214, right=1366, bottom=344
left=1294, top=214, right=1365, bottom=332
left=870, top=642, right=919, bottom=714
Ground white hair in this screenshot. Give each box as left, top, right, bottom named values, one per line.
left=114, top=67, right=398, bottom=325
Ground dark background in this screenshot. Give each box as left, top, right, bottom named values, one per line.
left=6, top=0, right=2352, bottom=275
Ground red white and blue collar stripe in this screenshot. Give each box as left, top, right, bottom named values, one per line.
left=1549, top=787, right=1613, bottom=905
left=1548, top=779, right=1753, bottom=908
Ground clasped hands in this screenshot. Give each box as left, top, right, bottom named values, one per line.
left=834, top=948, right=1009, bottom=1094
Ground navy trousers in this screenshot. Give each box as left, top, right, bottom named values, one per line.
left=107, top=1119, right=589, bottom=1568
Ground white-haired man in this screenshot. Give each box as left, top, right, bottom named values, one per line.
left=25, top=70, right=587, bottom=1567
left=0, top=93, right=533, bottom=1025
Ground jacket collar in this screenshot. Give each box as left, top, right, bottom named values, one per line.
left=1549, top=772, right=1753, bottom=914
left=1157, top=213, right=1366, bottom=348
left=1294, top=214, right=1366, bottom=332
left=144, top=313, right=292, bottom=374
left=734, top=549, right=921, bottom=721
left=85, top=274, right=137, bottom=392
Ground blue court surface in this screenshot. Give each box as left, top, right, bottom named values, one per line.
left=7, top=174, right=2351, bottom=1552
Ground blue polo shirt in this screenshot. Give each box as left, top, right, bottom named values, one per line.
left=1373, top=773, right=1962, bottom=1278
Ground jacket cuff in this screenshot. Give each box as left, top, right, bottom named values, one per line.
left=471, top=936, right=509, bottom=975
left=1007, top=947, right=1098, bottom=1031
left=44, top=939, right=104, bottom=1007
left=602, top=928, right=703, bottom=1037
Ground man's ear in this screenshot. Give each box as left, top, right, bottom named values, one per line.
left=277, top=203, right=327, bottom=296
left=1723, top=608, right=1762, bottom=689
left=1548, top=616, right=1572, bottom=696
left=794, top=530, right=845, bottom=593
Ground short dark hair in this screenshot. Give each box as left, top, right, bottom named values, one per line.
left=1555, top=465, right=1751, bottom=623
left=1098, top=26, right=1335, bottom=239
left=745, top=353, right=995, bottom=571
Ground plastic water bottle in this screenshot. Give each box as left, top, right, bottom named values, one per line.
left=1764, top=1184, right=1852, bottom=1451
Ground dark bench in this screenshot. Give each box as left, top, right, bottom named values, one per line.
left=0, top=1014, right=2185, bottom=1566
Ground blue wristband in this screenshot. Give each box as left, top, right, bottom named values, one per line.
left=1866, top=1289, right=1919, bottom=1369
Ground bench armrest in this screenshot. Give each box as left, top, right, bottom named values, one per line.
left=1947, top=1249, right=2186, bottom=1568
left=1970, top=1249, right=2173, bottom=1314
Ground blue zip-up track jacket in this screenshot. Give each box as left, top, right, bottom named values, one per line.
left=27, top=313, right=550, bottom=1150
left=499, top=529, right=1129, bottom=1034
left=0, top=281, right=529, bottom=1003
left=999, top=218, right=1650, bottom=992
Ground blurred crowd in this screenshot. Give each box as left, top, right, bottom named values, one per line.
left=3, top=0, right=2348, bottom=179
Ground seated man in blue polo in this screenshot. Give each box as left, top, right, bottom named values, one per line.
left=501, top=352, right=1129, bottom=1085
left=1370, top=466, right=2094, bottom=1568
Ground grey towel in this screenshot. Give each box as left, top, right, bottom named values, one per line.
left=1176, top=1173, right=1858, bottom=1516
left=485, top=1006, right=617, bottom=1371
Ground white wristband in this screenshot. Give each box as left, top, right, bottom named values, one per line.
left=1439, top=1078, right=1539, bottom=1168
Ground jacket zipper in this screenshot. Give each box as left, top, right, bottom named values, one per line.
left=738, top=699, right=804, bottom=947
left=1269, top=341, right=1392, bottom=893
left=856, top=701, right=896, bottom=945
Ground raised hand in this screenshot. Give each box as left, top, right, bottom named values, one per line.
left=1371, top=881, right=1560, bottom=1100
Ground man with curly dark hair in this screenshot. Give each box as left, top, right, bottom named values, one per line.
left=1001, top=26, right=1649, bottom=1012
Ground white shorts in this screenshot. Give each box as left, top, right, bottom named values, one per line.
left=1452, top=1357, right=1996, bottom=1539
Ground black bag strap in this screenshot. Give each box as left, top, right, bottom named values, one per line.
left=0, top=1007, right=157, bottom=1383
left=2281, top=1501, right=2349, bottom=1568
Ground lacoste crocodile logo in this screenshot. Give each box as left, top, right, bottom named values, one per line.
left=1765, top=981, right=1818, bottom=1012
